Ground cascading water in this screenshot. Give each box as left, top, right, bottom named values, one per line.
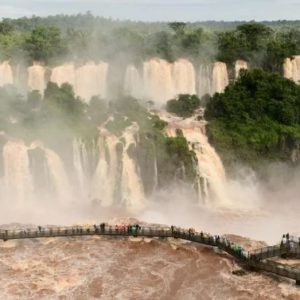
left=0, top=61, right=13, bottom=87
left=92, top=130, right=117, bottom=207
left=211, top=62, right=229, bottom=94
left=27, top=62, right=46, bottom=95
left=235, top=60, right=248, bottom=79
left=75, top=62, right=108, bottom=102
left=43, top=147, right=73, bottom=203
left=2, top=140, right=34, bottom=205
left=142, top=58, right=198, bottom=106
left=73, top=139, right=89, bottom=198
left=172, top=59, right=196, bottom=95
left=121, top=124, right=145, bottom=209
left=198, top=64, right=213, bottom=97
left=143, top=58, right=174, bottom=105
left=50, top=63, right=76, bottom=87
left=161, top=112, right=230, bottom=207
left=124, top=64, right=143, bottom=99
left=283, top=56, right=300, bottom=83
left=4, top=58, right=232, bottom=104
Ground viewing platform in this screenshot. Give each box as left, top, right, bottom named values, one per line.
left=1, top=224, right=300, bottom=285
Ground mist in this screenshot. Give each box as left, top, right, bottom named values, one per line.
left=0, top=18, right=300, bottom=246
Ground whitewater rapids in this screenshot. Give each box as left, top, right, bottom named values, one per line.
left=0, top=232, right=299, bottom=300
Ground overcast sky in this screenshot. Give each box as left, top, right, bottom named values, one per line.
left=1, top=0, right=300, bottom=21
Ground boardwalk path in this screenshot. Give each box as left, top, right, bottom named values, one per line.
left=1, top=224, right=300, bottom=285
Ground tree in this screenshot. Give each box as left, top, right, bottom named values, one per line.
left=237, top=23, right=272, bottom=51
left=25, top=26, right=66, bottom=62
left=0, top=20, right=14, bottom=34
left=167, top=94, right=201, bottom=117
left=168, top=22, right=186, bottom=35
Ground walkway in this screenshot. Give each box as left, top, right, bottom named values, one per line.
left=1, top=224, right=300, bottom=285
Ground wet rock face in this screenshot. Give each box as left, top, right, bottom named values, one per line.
left=0, top=236, right=299, bottom=300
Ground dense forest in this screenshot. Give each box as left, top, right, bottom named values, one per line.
left=1, top=13, right=300, bottom=72
left=205, top=69, right=300, bottom=168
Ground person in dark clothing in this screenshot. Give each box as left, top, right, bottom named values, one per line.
left=100, top=223, right=105, bottom=233
left=38, top=226, right=42, bottom=233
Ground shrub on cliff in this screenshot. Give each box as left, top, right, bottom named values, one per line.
left=166, top=94, right=200, bottom=117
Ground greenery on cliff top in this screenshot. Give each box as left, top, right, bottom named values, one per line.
left=1, top=15, right=300, bottom=72
left=205, top=69, right=300, bottom=168
left=166, top=94, right=201, bottom=117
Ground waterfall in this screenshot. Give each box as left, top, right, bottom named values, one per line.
left=235, top=60, right=248, bottom=79
left=124, top=64, right=143, bottom=99
left=27, top=62, right=46, bottom=95
left=143, top=58, right=174, bottom=105
left=142, top=58, right=197, bottom=106
left=121, top=124, right=145, bottom=208
left=211, top=62, right=229, bottom=94
left=181, top=127, right=229, bottom=206
left=73, top=139, right=88, bottom=197
left=50, top=63, right=75, bottom=87
left=161, top=112, right=230, bottom=207
left=172, top=59, right=196, bottom=95
left=75, top=62, right=108, bottom=102
left=92, top=131, right=118, bottom=207
left=283, top=56, right=300, bottom=83
left=0, top=61, right=13, bottom=87
left=2, top=140, right=34, bottom=205
left=50, top=62, right=108, bottom=102
left=43, top=147, right=72, bottom=203
left=198, top=64, right=213, bottom=97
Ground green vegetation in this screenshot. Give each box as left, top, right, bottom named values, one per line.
left=25, top=26, right=66, bottom=62
left=205, top=69, right=300, bottom=167
left=166, top=94, right=201, bottom=117
left=0, top=84, right=197, bottom=194
left=1, top=14, right=300, bottom=69
left=216, top=23, right=300, bottom=71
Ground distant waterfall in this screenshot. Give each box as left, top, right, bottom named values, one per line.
left=283, top=56, right=300, bottom=83
left=143, top=58, right=175, bottom=105
left=27, top=62, right=46, bottom=95
left=0, top=61, right=13, bottom=87
left=124, top=64, right=143, bottom=99
left=211, top=62, right=229, bottom=94
left=172, top=59, right=196, bottom=95
left=198, top=64, right=213, bottom=97
left=50, top=62, right=108, bottom=102
left=50, top=63, right=76, bottom=87
left=2, top=58, right=236, bottom=103
left=75, top=62, right=108, bottom=102
left=125, top=58, right=197, bottom=105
